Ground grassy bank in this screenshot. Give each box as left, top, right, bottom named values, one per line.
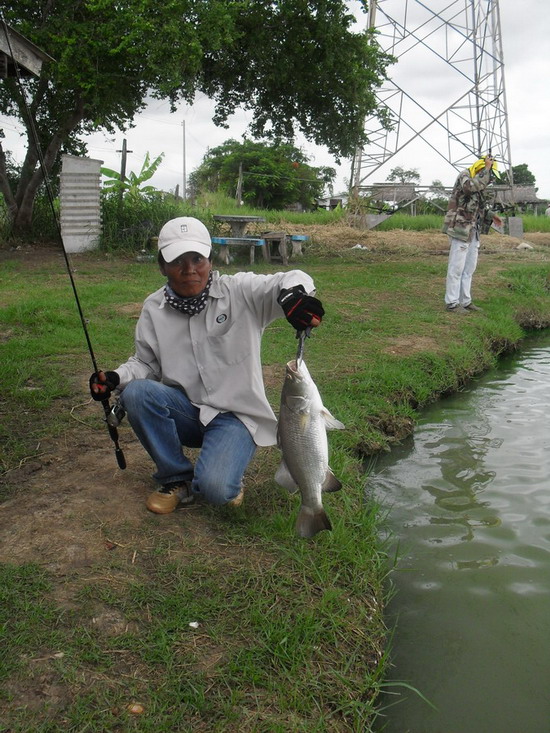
left=1, top=236, right=550, bottom=731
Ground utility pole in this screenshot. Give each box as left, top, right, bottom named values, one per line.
left=116, top=138, right=132, bottom=206
left=236, top=162, right=243, bottom=204
left=117, top=138, right=132, bottom=183
left=182, top=120, right=186, bottom=200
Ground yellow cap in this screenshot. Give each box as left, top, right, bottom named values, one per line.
left=469, top=156, right=501, bottom=179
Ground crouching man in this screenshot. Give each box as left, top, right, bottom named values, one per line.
left=90, top=217, right=324, bottom=513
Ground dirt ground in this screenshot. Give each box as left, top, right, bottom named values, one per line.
left=1, top=226, right=549, bottom=720
left=258, top=223, right=550, bottom=257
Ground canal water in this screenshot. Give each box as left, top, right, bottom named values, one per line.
left=370, top=333, right=550, bottom=733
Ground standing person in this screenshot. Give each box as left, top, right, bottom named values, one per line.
left=443, top=155, right=502, bottom=313
left=544, top=203, right=550, bottom=217
left=89, top=217, right=324, bottom=514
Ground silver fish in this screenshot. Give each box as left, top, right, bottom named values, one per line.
left=275, top=358, right=345, bottom=538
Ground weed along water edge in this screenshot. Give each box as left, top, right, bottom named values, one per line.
left=2, top=236, right=550, bottom=730
left=371, top=333, right=550, bottom=733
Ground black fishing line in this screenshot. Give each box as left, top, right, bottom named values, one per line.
left=1, top=18, right=126, bottom=469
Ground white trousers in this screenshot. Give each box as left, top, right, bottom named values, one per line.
left=445, top=235, right=479, bottom=307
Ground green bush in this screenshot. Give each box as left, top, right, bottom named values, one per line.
left=99, top=192, right=347, bottom=253
left=100, top=193, right=196, bottom=253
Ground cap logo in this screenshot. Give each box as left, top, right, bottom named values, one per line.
left=180, top=224, right=188, bottom=233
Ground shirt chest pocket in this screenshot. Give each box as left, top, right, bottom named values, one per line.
left=206, top=320, right=252, bottom=366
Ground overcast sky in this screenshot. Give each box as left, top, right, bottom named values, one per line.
left=2, top=1, right=549, bottom=200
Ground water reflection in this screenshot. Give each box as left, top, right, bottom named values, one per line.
left=370, top=335, right=550, bottom=733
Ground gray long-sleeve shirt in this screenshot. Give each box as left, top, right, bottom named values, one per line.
left=115, top=269, right=315, bottom=446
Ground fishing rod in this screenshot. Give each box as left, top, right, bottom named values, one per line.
left=1, top=19, right=126, bottom=469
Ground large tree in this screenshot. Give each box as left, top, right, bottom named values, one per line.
left=503, top=163, right=537, bottom=188
left=0, top=1, right=392, bottom=232
left=189, top=138, right=335, bottom=210
left=386, top=166, right=420, bottom=184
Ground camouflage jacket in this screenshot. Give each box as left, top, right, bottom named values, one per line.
left=442, top=168, right=496, bottom=242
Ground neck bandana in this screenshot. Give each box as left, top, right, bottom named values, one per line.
left=164, top=272, right=213, bottom=316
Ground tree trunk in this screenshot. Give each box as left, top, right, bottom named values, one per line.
left=0, top=144, right=18, bottom=223
left=9, top=95, right=86, bottom=234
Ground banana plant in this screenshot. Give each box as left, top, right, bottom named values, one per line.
left=101, top=152, right=165, bottom=198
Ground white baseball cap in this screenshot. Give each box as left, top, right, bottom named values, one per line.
left=157, top=217, right=212, bottom=262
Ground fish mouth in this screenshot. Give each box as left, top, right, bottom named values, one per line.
left=286, top=359, right=302, bottom=376
left=285, top=359, right=305, bottom=385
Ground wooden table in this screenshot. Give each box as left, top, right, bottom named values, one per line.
left=212, top=214, right=269, bottom=263
left=212, top=214, right=266, bottom=238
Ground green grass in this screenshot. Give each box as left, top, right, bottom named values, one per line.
left=370, top=212, right=550, bottom=233
left=2, top=237, right=550, bottom=731
left=376, top=213, right=443, bottom=230
left=522, top=214, right=550, bottom=232
left=194, top=191, right=347, bottom=227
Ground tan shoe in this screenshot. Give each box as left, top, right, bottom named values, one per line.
left=146, top=482, right=194, bottom=514
left=227, top=484, right=245, bottom=507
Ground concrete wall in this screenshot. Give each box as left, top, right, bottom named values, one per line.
left=506, top=216, right=524, bottom=238
left=60, top=155, right=102, bottom=253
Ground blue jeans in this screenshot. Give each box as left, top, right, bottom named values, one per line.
left=119, top=380, right=256, bottom=505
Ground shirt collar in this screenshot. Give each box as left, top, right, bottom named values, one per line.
left=207, top=270, right=224, bottom=298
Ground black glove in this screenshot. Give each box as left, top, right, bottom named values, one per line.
left=89, top=370, right=120, bottom=401
left=277, top=285, right=325, bottom=330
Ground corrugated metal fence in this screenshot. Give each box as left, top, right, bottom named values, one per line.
left=60, top=154, right=102, bottom=253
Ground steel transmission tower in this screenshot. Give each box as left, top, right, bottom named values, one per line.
left=351, top=0, right=513, bottom=191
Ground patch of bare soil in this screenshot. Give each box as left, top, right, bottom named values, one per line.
left=242, top=219, right=550, bottom=257
left=301, top=225, right=550, bottom=257
left=0, top=404, right=279, bottom=721
left=0, top=407, right=261, bottom=574
left=1, top=423, right=209, bottom=578
left=383, top=335, right=442, bottom=356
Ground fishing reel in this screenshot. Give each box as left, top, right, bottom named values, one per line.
left=106, top=398, right=126, bottom=428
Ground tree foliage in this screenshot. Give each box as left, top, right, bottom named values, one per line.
left=502, top=163, right=537, bottom=188
left=0, top=1, right=393, bottom=232
left=189, top=139, right=335, bottom=210
left=386, top=166, right=420, bottom=184
left=101, top=152, right=165, bottom=199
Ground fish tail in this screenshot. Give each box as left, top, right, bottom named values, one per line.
left=296, top=506, right=332, bottom=538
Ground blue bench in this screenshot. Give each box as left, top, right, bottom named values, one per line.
left=211, top=236, right=266, bottom=265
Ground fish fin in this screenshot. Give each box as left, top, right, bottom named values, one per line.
left=275, top=460, right=299, bottom=493
left=296, top=507, right=332, bottom=538
left=321, top=408, right=345, bottom=431
left=322, top=469, right=342, bottom=493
